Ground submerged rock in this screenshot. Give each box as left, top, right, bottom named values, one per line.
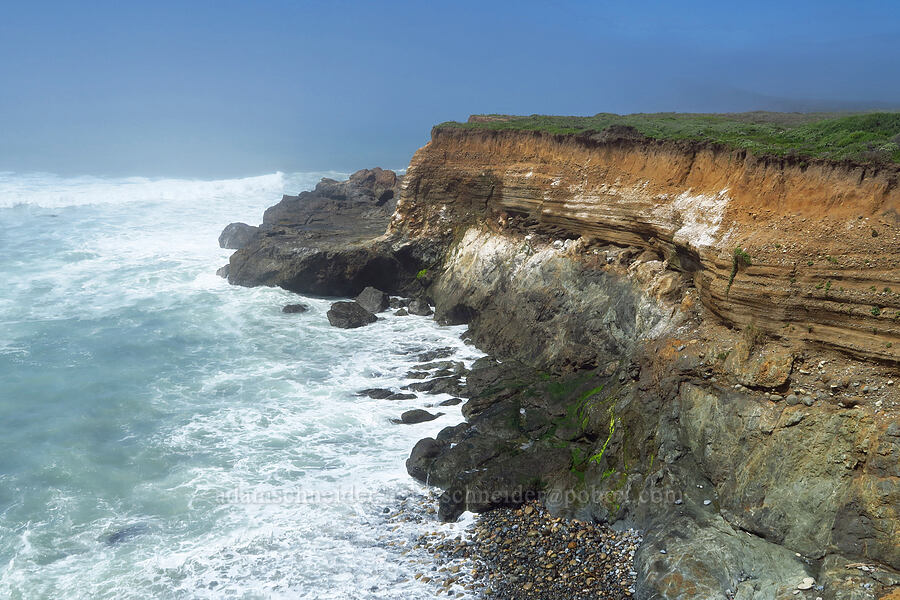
left=326, top=301, right=377, bottom=328
left=282, top=303, right=309, bottom=313
left=105, top=523, right=149, bottom=546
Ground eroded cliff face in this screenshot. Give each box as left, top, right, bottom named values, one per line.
left=392, top=127, right=900, bottom=364
left=391, top=128, right=900, bottom=599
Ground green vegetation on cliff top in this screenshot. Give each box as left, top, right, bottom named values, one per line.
left=437, top=111, right=900, bottom=164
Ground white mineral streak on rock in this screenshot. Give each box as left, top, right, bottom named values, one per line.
left=654, top=188, right=731, bottom=250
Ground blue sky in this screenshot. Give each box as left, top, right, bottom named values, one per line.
left=1, top=0, right=898, bottom=177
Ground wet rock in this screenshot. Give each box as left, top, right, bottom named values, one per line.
left=395, top=308, right=409, bottom=316
left=387, top=392, right=417, bottom=400
left=282, top=303, right=309, bottom=313
left=355, top=286, right=390, bottom=313
left=357, top=388, right=394, bottom=399
left=389, top=297, right=408, bottom=309
left=394, top=409, right=443, bottom=424
left=218, top=222, right=259, bottom=249
left=406, top=376, right=465, bottom=396
left=417, top=348, right=455, bottom=362
left=216, top=264, right=230, bottom=278
left=438, top=397, right=463, bottom=406
left=408, top=297, right=433, bottom=316
left=327, top=301, right=377, bottom=328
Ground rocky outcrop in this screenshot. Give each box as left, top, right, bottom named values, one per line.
left=226, top=168, right=436, bottom=296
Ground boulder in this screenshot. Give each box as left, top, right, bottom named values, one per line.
left=724, top=338, right=794, bottom=390
left=355, top=287, right=390, bottom=313
left=282, top=303, right=309, bottom=313
left=408, top=298, right=433, bottom=316
left=218, top=222, right=259, bottom=249
left=326, top=301, right=377, bottom=328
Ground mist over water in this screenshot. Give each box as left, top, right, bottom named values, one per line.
left=0, top=172, right=478, bottom=599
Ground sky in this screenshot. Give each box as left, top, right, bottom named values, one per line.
left=1, top=0, right=899, bottom=178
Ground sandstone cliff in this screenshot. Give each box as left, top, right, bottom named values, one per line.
left=390, top=126, right=899, bottom=599
left=392, top=126, right=900, bottom=365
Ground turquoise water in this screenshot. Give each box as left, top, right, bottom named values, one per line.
left=0, top=172, right=478, bottom=599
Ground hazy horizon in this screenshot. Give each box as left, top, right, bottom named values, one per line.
left=2, top=0, right=899, bottom=178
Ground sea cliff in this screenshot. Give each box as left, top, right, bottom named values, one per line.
left=223, top=119, right=900, bottom=600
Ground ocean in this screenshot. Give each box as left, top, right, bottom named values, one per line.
left=0, top=171, right=479, bottom=599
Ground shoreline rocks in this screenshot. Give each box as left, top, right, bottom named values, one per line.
left=326, top=301, right=377, bottom=328
left=423, top=501, right=640, bottom=599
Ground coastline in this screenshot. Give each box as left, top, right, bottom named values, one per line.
left=218, top=125, right=900, bottom=599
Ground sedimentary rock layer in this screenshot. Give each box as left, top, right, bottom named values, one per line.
left=392, top=127, right=900, bottom=363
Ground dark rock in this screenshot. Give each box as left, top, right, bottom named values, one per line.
left=408, top=297, right=433, bottom=316
left=216, top=264, right=230, bottom=278
left=355, top=286, right=390, bottom=313
left=392, top=409, right=443, bottom=425
left=389, top=297, right=408, bottom=309
left=326, top=301, right=377, bottom=328
left=387, top=393, right=417, bottom=400
left=438, top=397, right=463, bottom=406
left=218, top=222, right=259, bottom=249
left=357, top=388, right=394, bottom=399
left=394, top=308, right=409, bottom=316
left=282, top=303, right=309, bottom=313
left=406, top=376, right=465, bottom=396
left=226, top=169, right=444, bottom=298
left=417, top=348, right=455, bottom=362
left=406, top=438, right=444, bottom=480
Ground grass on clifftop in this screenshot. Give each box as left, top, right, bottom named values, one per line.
left=437, top=112, right=900, bottom=164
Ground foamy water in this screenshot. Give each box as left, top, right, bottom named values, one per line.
left=0, top=171, right=479, bottom=599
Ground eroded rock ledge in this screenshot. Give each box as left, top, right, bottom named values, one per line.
left=221, top=128, right=900, bottom=600
left=392, top=126, right=900, bottom=364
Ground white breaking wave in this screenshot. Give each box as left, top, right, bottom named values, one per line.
left=0, top=169, right=481, bottom=599
left=0, top=171, right=346, bottom=209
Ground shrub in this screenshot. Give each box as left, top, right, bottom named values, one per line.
left=727, top=248, right=752, bottom=295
